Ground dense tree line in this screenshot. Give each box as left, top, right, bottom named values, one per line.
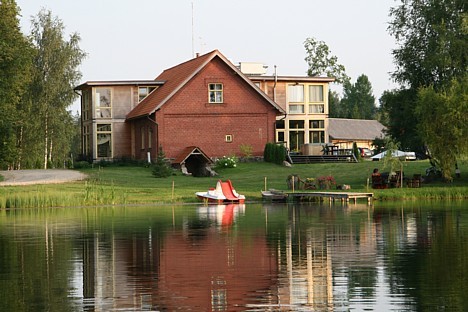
left=382, top=0, right=467, bottom=181
left=0, top=0, right=84, bottom=169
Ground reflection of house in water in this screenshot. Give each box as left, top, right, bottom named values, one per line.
left=78, top=205, right=379, bottom=311
left=80, top=210, right=276, bottom=311
left=270, top=205, right=378, bottom=310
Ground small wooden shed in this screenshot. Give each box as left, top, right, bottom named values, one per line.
left=172, top=146, right=214, bottom=177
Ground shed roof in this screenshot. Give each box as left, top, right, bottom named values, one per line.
left=75, top=80, right=164, bottom=90
left=328, top=118, right=386, bottom=141
left=126, top=50, right=285, bottom=120
left=173, top=146, right=213, bottom=165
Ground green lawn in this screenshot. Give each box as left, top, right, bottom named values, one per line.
left=0, top=160, right=467, bottom=208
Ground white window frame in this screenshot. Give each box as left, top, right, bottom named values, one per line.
left=209, top=83, right=223, bottom=103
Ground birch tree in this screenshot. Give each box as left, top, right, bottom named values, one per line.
left=26, top=9, right=85, bottom=169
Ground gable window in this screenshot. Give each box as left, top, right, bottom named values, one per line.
left=138, top=86, right=156, bottom=102
left=209, top=83, right=223, bottom=103
left=95, top=87, right=112, bottom=118
left=225, top=134, right=233, bottom=143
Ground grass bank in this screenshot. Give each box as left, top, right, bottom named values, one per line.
left=0, top=160, right=466, bottom=208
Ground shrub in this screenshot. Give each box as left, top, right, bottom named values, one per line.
left=152, top=147, right=173, bottom=178
left=264, top=143, right=286, bottom=165
left=239, top=144, right=253, bottom=158
left=215, top=155, right=238, bottom=169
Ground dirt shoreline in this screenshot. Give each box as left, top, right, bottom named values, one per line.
left=0, top=169, right=87, bottom=186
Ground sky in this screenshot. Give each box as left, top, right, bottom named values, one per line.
left=16, top=0, right=400, bottom=112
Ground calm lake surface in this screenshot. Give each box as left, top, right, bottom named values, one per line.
left=0, top=201, right=467, bottom=311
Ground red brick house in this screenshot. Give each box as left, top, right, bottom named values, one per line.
left=76, top=50, right=285, bottom=164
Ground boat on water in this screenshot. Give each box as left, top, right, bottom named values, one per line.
left=261, top=189, right=288, bottom=202
left=196, top=180, right=245, bottom=204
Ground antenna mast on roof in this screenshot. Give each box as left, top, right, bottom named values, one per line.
left=191, top=2, right=195, bottom=58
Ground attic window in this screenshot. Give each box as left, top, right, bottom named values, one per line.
left=209, top=83, right=223, bottom=103
left=225, top=134, right=233, bottom=143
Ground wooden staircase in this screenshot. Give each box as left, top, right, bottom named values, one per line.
left=289, top=154, right=357, bottom=164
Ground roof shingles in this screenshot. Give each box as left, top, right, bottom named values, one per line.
left=328, top=118, right=386, bottom=140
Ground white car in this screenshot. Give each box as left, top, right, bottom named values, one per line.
left=371, top=150, right=416, bottom=161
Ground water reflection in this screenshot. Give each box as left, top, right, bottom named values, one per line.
left=0, top=202, right=467, bottom=311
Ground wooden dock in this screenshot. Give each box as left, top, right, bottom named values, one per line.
left=286, top=191, right=374, bottom=204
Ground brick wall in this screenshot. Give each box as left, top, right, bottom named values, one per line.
left=154, top=57, right=279, bottom=160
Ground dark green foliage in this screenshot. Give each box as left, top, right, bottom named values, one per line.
left=0, top=0, right=33, bottom=169
left=416, top=76, right=468, bottom=181
left=371, top=138, right=386, bottom=155
left=340, top=75, right=376, bottom=119
left=352, top=142, right=361, bottom=161
left=379, top=89, right=423, bottom=152
left=152, top=147, right=173, bottom=178
left=389, top=0, right=467, bottom=90
left=264, top=143, right=286, bottom=165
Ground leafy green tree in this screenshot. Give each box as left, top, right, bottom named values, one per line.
left=416, top=76, right=468, bottom=181
left=0, top=0, right=33, bottom=169
left=383, top=0, right=467, bottom=160
left=379, top=89, right=423, bottom=152
left=340, top=74, right=376, bottom=119
left=304, top=37, right=350, bottom=84
left=23, top=9, right=86, bottom=169
left=389, top=0, right=467, bottom=90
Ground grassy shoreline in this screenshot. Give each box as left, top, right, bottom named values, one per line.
left=0, top=160, right=467, bottom=208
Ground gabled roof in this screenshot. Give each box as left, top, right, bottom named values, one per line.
left=328, top=118, right=386, bottom=141
left=173, top=146, right=213, bottom=165
left=126, top=50, right=285, bottom=120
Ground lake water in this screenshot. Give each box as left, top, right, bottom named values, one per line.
left=0, top=201, right=467, bottom=311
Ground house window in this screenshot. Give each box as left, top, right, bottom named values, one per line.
left=96, top=124, right=112, bottom=158
left=95, top=88, right=112, bottom=118
left=309, top=104, right=325, bottom=114
left=209, top=83, right=223, bottom=103
left=138, top=86, right=156, bottom=102
left=289, top=120, right=304, bottom=152
left=310, top=131, right=325, bottom=143
left=276, top=120, right=285, bottom=129
left=140, top=127, right=145, bottom=149
left=309, top=120, right=325, bottom=129
left=289, top=104, right=305, bottom=114
left=83, top=125, right=91, bottom=156
left=225, top=134, right=233, bottom=143
left=82, top=90, right=91, bottom=121
left=277, top=131, right=285, bottom=143
left=309, top=85, right=324, bottom=102
left=288, top=85, right=304, bottom=102
left=148, top=127, right=153, bottom=149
